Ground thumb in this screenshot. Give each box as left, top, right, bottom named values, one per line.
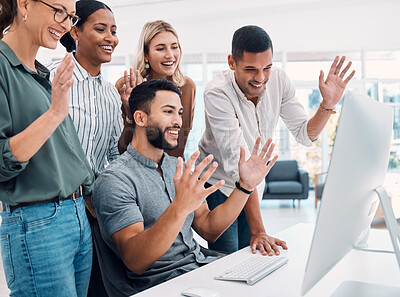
left=239, top=146, right=245, bottom=166
left=319, top=70, right=325, bottom=86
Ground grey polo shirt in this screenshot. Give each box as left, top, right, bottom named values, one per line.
left=93, top=145, right=217, bottom=293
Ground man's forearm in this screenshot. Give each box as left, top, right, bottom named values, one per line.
left=117, top=202, right=187, bottom=274
left=307, top=108, right=332, bottom=141
left=197, top=188, right=250, bottom=242
left=243, top=189, right=267, bottom=235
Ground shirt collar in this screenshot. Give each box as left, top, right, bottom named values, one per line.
left=0, top=40, right=49, bottom=79
left=72, top=55, right=104, bottom=85
left=126, top=144, right=168, bottom=169
left=0, top=40, right=22, bottom=67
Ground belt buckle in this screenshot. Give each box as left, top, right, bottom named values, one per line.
left=72, top=186, right=83, bottom=201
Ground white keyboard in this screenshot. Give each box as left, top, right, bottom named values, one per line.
left=214, top=255, right=288, bottom=286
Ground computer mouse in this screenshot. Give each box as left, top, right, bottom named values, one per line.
left=181, top=286, right=221, bottom=297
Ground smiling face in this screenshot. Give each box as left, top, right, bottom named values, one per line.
left=27, top=0, right=77, bottom=49
left=72, top=8, right=118, bottom=67
left=145, top=31, right=181, bottom=79
left=229, top=49, right=273, bottom=101
left=145, top=90, right=183, bottom=150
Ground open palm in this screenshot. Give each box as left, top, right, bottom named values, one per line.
left=319, top=56, right=355, bottom=108
left=238, top=137, right=278, bottom=191
left=117, top=68, right=146, bottom=120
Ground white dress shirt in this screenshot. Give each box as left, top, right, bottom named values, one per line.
left=198, top=67, right=313, bottom=200
left=48, top=57, right=123, bottom=177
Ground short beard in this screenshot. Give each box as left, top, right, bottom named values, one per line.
left=145, top=123, right=179, bottom=150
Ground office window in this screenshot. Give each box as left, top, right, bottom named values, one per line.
left=181, top=63, right=203, bottom=82
left=365, top=51, right=400, bottom=80
left=285, top=52, right=362, bottom=81
left=287, top=88, right=340, bottom=186
left=98, top=49, right=400, bottom=179
left=100, top=55, right=127, bottom=85
left=102, top=64, right=126, bottom=85
left=207, top=63, right=228, bottom=81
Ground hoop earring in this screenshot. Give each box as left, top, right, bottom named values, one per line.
left=145, top=60, right=150, bottom=69
left=22, top=15, right=27, bottom=22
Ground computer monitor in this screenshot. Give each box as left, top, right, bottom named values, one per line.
left=301, top=91, right=396, bottom=295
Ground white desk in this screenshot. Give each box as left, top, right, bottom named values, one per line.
left=133, top=223, right=400, bottom=297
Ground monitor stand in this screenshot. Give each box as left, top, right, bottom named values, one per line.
left=331, top=281, right=400, bottom=297
left=374, top=185, right=400, bottom=270
left=332, top=185, right=400, bottom=297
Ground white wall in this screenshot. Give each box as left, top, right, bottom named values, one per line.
left=38, top=0, right=400, bottom=63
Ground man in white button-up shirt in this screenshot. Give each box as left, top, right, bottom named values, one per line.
left=198, top=25, right=355, bottom=255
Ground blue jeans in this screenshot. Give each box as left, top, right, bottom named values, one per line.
left=0, top=197, right=92, bottom=297
left=205, top=183, right=251, bottom=254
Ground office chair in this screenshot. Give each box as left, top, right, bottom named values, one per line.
left=314, top=172, right=327, bottom=208
left=262, top=160, right=309, bottom=207
left=92, top=221, right=226, bottom=297
left=91, top=221, right=137, bottom=297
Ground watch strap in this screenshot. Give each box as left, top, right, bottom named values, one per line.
left=319, top=104, right=336, bottom=115
left=235, top=181, right=254, bottom=195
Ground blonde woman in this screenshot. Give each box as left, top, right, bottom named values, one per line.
left=117, top=20, right=195, bottom=158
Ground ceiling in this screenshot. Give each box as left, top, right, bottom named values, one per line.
left=102, top=0, right=186, bottom=8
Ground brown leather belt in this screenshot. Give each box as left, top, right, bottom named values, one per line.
left=5, top=186, right=83, bottom=212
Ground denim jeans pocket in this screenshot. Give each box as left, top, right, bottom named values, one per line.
left=0, top=234, right=15, bottom=287
left=22, top=203, right=59, bottom=229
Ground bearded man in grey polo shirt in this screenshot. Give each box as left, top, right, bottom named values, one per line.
left=93, top=78, right=280, bottom=293
left=197, top=25, right=355, bottom=255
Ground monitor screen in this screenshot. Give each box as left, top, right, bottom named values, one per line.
left=301, top=91, right=394, bottom=295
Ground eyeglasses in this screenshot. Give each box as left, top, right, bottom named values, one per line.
left=37, top=0, right=80, bottom=27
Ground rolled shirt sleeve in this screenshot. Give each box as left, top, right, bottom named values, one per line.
left=278, top=69, right=314, bottom=146
left=0, top=72, right=29, bottom=181
left=0, top=139, right=28, bottom=182
left=0, top=41, right=94, bottom=205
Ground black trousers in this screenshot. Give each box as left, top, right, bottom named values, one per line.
left=86, top=209, right=109, bottom=297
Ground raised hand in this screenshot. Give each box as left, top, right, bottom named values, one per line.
left=319, top=56, right=355, bottom=109
left=50, top=53, right=75, bottom=120
left=116, top=68, right=146, bottom=121
left=238, top=137, right=278, bottom=191
left=173, top=152, right=225, bottom=216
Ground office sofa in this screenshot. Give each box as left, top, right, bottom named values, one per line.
left=262, top=160, right=309, bottom=207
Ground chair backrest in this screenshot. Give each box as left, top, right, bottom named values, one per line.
left=266, top=160, right=299, bottom=182
left=92, top=221, right=137, bottom=297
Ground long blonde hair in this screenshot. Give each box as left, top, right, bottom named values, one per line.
left=135, top=20, right=185, bottom=87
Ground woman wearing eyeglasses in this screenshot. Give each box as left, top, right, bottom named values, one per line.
left=47, top=1, right=122, bottom=296
left=0, top=0, right=94, bottom=296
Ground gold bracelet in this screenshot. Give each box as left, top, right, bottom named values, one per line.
left=319, top=104, right=336, bottom=115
